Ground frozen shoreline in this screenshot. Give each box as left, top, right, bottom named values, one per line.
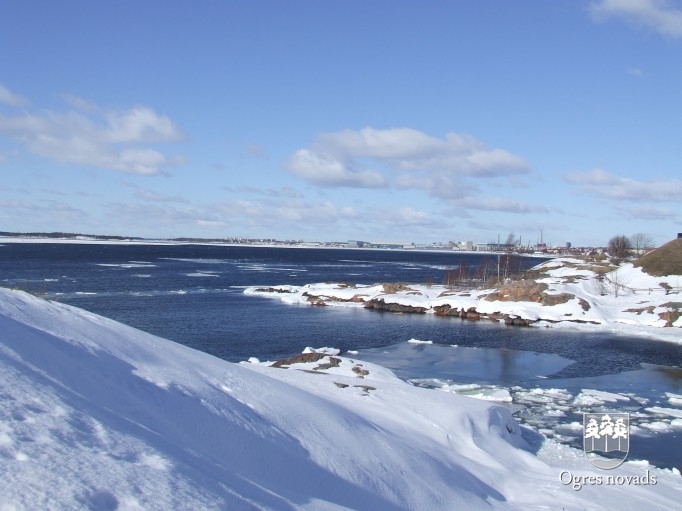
left=244, top=257, right=682, bottom=344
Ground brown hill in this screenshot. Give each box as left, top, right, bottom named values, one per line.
left=634, top=238, right=682, bottom=276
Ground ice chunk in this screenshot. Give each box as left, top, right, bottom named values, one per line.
left=666, top=392, right=682, bottom=406
left=646, top=406, right=682, bottom=419
left=640, top=421, right=671, bottom=432
left=573, top=389, right=630, bottom=406
left=302, top=347, right=341, bottom=355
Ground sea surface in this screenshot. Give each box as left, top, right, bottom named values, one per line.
left=1, top=242, right=681, bottom=470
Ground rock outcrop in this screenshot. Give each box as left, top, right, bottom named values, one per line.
left=363, top=298, right=427, bottom=314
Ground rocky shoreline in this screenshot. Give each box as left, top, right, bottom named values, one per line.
left=246, top=256, right=682, bottom=335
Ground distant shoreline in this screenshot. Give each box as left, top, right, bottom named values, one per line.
left=0, top=235, right=553, bottom=258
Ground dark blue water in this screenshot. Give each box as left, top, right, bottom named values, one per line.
left=0, top=243, right=547, bottom=361
left=2, top=242, right=681, bottom=469
left=1, top=243, right=678, bottom=370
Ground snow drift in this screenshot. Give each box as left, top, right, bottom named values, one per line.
left=1, top=287, right=680, bottom=510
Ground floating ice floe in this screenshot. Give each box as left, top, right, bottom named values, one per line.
left=573, top=389, right=631, bottom=406
left=646, top=406, right=682, bottom=419
left=666, top=392, right=682, bottom=406
left=407, top=338, right=433, bottom=344
left=456, top=387, right=512, bottom=402
left=640, top=421, right=672, bottom=432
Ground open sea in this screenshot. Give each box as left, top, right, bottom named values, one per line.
left=1, top=242, right=681, bottom=470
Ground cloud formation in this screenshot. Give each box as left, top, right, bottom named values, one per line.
left=450, top=197, right=551, bottom=214
left=0, top=83, right=29, bottom=108
left=590, top=0, right=682, bottom=37
left=616, top=204, right=679, bottom=220
left=286, top=127, right=529, bottom=197
left=563, top=168, right=682, bottom=201
left=224, top=186, right=304, bottom=199
left=0, top=92, right=183, bottom=175
left=287, top=148, right=387, bottom=188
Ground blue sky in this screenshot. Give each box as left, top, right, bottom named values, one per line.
left=1, top=0, right=681, bottom=247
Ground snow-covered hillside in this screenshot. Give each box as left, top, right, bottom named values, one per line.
left=1, top=287, right=681, bottom=510
left=245, top=258, right=682, bottom=342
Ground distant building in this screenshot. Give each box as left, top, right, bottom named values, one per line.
left=369, top=241, right=406, bottom=249
left=346, top=240, right=365, bottom=248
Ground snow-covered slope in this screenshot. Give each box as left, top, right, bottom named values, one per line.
left=1, top=287, right=681, bottom=510
left=245, top=258, right=682, bottom=342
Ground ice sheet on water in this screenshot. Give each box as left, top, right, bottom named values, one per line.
left=355, top=342, right=574, bottom=383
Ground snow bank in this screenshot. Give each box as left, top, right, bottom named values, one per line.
left=1, top=288, right=681, bottom=510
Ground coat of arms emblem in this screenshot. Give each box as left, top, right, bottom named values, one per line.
left=583, top=413, right=630, bottom=469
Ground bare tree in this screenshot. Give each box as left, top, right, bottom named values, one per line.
left=608, top=235, right=632, bottom=263
left=609, top=269, right=629, bottom=298
left=630, top=232, right=653, bottom=254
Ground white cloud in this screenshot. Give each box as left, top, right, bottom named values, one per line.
left=394, top=172, right=478, bottom=199
left=616, top=204, right=679, bottom=220
left=0, top=83, right=29, bottom=108
left=590, top=0, right=682, bottom=37
left=61, top=94, right=98, bottom=113
left=564, top=168, right=682, bottom=201
left=286, top=148, right=387, bottom=188
left=132, top=187, right=189, bottom=203
left=0, top=95, right=183, bottom=175
left=286, top=127, right=529, bottom=198
left=375, top=207, right=434, bottom=226
left=107, top=195, right=363, bottom=237
left=225, top=186, right=304, bottom=199
left=0, top=197, right=89, bottom=229
left=104, top=107, right=182, bottom=144
left=449, top=197, right=551, bottom=214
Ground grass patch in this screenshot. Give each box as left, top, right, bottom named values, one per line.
left=635, top=238, right=682, bottom=276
